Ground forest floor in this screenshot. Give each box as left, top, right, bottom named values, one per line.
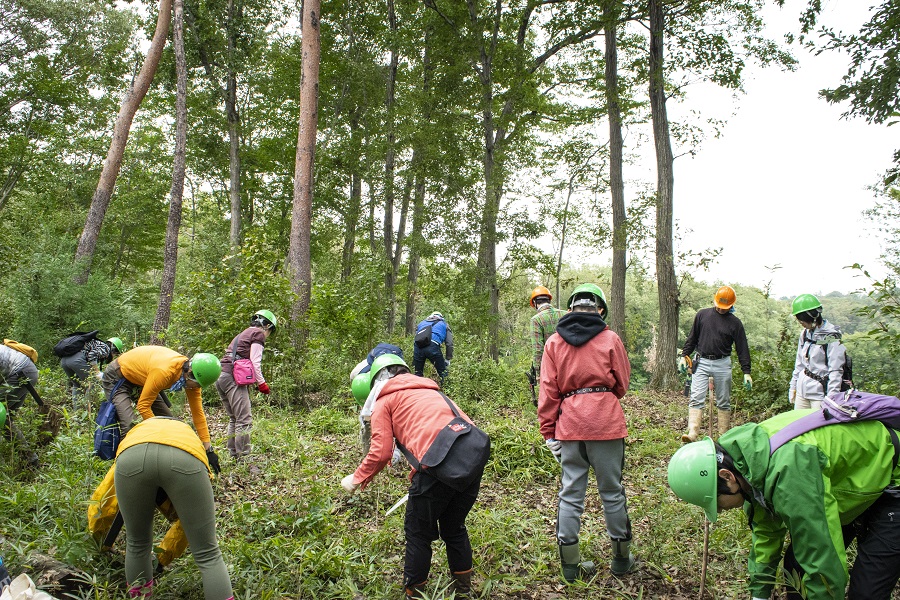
left=0, top=381, right=896, bottom=599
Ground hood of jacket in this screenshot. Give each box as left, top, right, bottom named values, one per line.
left=555, top=311, right=608, bottom=347
left=378, top=372, right=441, bottom=397
left=716, top=421, right=775, bottom=493
left=807, top=319, right=842, bottom=342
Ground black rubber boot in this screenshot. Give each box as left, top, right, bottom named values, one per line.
left=450, top=569, right=472, bottom=598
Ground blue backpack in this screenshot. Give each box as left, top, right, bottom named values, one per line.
left=769, top=390, right=900, bottom=466
left=93, top=400, right=121, bottom=460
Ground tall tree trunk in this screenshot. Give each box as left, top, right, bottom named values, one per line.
left=226, top=0, right=242, bottom=249
left=151, top=0, right=187, bottom=343
left=288, top=0, right=321, bottom=349
left=387, top=175, right=410, bottom=333
left=383, top=0, right=399, bottom=331
left=606, top=1, right=627, bottom=340
left=405, top=168, right=425, bottom=334
left=74, top=0, right=173, bottom=283
left=648, top=0, right=679, bottom=390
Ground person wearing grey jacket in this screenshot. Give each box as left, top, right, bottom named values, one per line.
left=788, top=293, right=848, bottom=409
left=0, top=343, right=40, bottom=467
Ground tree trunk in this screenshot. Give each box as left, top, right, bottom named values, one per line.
left=226, top=0, right=242, bottom=249
left=405, top=169, right=425, bottom=335
left=74, top=0, right=173, bottom=283
left=606, top=2, right=627, bottom=341
left=383, top=0, right=399, bottom=331
left=648, top=0, right=679, bottom=390
left=151, top=0, right=187, bottom=343
left=288, top=0, right=320, bottom=349
left=387, top=175, right=410, bottom=333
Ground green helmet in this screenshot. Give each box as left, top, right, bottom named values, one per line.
left=567, top=283, right=609, bottom=314
left=189, top=353, right=222, bottom=387
left=791, top=294, right=822, bottom=316
left=370, top=353, right=408, bottom=382
left=0, top=402, right=7, bottom=431
left=252, top=309, right=277, bottom=331
left=351, top=373, right=371, bottom=405
left=667, top=437, right=719, bottom=523
left=107, top=337, right=125, bottom=354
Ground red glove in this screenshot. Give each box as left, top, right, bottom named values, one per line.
left=257, top=382, right=271, bottom=394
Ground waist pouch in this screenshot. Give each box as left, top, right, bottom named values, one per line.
left=232, top=358, right=257, bottom=386
left=398, top=393, right=490, bottom=492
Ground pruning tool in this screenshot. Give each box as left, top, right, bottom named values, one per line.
left=385, top=493, right=409, bottom=516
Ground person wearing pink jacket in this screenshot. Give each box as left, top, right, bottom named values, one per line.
left=538, top=282, right=636, bottom=583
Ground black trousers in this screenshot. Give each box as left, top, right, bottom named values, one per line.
left=403, top=471, right=480, bottom=587
left=783, top=491, right=900, bottom=600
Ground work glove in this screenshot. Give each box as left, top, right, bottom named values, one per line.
left=677, top=356, right=689, bottom=375
left=743, top=374, right=753, bottom=391
left=257, top=382, right=271, bottom=395
left=341, top=474, right=360, bottom=493
left=545, top=438, right=562, bottom=462
left=206, top=449, right=221, bottom=475
left=94, top=371, right=104, bottom=381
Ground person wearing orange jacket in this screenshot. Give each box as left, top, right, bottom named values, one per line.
left=539, top=283, right=636, bottom=582
left=341, top=355, right=484, bottom=599
left=101, top=346, right=221, bottom=449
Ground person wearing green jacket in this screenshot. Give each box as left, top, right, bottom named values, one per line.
left=667, top=410, right=900, bottom=600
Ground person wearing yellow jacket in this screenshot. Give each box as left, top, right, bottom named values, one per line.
left=112, top=417, right=231, bottom=599
left=100, top=346, right=220, bottom=447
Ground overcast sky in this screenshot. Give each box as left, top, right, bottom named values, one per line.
left=666, top=0, right=896, bottom=298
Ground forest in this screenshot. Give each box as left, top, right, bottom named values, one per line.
left=2, top=0, right=900, bottom=597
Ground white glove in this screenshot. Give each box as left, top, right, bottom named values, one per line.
left=545, top=438, right=562, bottom=461
left=391, top=447, right=404, bottom=466
left=94, top=371, right=104, bottom=381
left=341, top=474, right=360, bottom=493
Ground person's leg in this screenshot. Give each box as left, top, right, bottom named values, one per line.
left=228, top=385, right=252, bottom=458
left=404, top=473, right=446, bottom=591
left=437, top=478, right=479, bottom=573
left=150, top=392, right=173, bottom=418
left=412, top=345, right=426, bottom=377
left=59, top=356, right=82, bottom=408
left=584, top=439, right=630, bottom=539
left=157, top=445, right=233, bottom=600
left=427, top=345, right=448, bottom=383
left=110, top=382, right=137, bottom=435
left=216, top=375, right=238, bottom=457
left=115, top=443, right=159, bottom=588
left=848, top=492, right=900, bottom=600
left=557, top=441, right=590, bottom=545
left=710, top=358, right=733, bottom=411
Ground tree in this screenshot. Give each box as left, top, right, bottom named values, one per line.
left=288, top=0, right=321, bottom=347
left=151, top=0, right=188, bottom=343
left=74, top=0, right=173, bottom=283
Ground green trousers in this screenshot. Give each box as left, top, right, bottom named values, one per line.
left=116, top=443, right=233, bottom=600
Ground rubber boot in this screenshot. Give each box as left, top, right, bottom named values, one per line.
left=610, top=539, right=636, bottom=575
left=450, top=569, right=472, bottom=598
left=404, top=581, right=427, bottom=599
left=559, top=541, right=595, bottom=584
left=717, top=409, right=732, bottom=436
left=681, top=408, right=703, bottom=443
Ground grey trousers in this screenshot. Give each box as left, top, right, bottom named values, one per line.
left=60, top=353, right=93, bottom=407
left=556, top=439, right=631, bottom=544
left=213, top=372, right=251, bottom=458
left=689, top=357, right=733, bottom=411
left=116, top=443, right=233, bottom=600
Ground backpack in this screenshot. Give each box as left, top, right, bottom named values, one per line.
left=93, top=400, right=121, bottom=461
left=414, top=323, right=433, bottom=349
left=3, top=339, right=38, bottom=364
left=769, top=390, right=900, bottom=465
left=802, top=331, right=854, bottom=392
left=53, top=330, right=100, bottom=358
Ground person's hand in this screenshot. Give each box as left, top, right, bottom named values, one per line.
left=257, top=382, right=271, bottom=394
left=94, top=371, right=104, bottom=381
left=789, top=389, right=796, bottom=404
left=743, top=374, right=753, bottom=391
left=206, top=449, right=221, bottom=475
left=545, top=438, right=562, bottom=462
left=341, top=474, right=360, bottom=493
left=444, top=360, right=451, bottom=370
left=677, top=356, right=689, bottom=375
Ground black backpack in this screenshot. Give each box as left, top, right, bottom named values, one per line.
left=53, top=330, right=100, bottom=358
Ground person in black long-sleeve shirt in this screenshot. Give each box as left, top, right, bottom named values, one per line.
left=677, top=286, right=751, bottom=442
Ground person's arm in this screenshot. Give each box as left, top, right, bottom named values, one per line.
left=747, top=507, right=788, bottom=600
left=734, top=321, right=752, bottom=374
left=444, top=326, right=453, bottom=361
left=530, top=317, right=544, bottom=376
left=681, top=312, right=701, bottom=357
left=537, top=348, right=561, bottom=440
left=609, top=334, right=631, bottom=399
left=352, top=401, right=396, bottom=489
left=185, top=388, right=211, bottom=445
left=789, top=332, right=804, bottom=401
left=137, top=369, right=172, bottom=420
left=250, top=342, right=265, bottom=383
left=825, top=342, right=846, bottom=397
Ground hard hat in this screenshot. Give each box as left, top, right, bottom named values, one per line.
left=714, top=286, right=736, bottom=310
left=667, top=437, right=719, bottom=522
left=107, top=337, right=125, bottom=354
left=530, top=286, right=552, bottom=308
left=429, top=311, right=444, bottom=320
left=567, top=283, right=609, bottom=315
left=189, top=353, right=222, bottom=387
left=252, top=309, right=278, bottom=331
left=370, top=353, right=408, bottom=381
left=791, top=294, right=822, bottom=316
left=351, top=373, right=371, bottom=405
